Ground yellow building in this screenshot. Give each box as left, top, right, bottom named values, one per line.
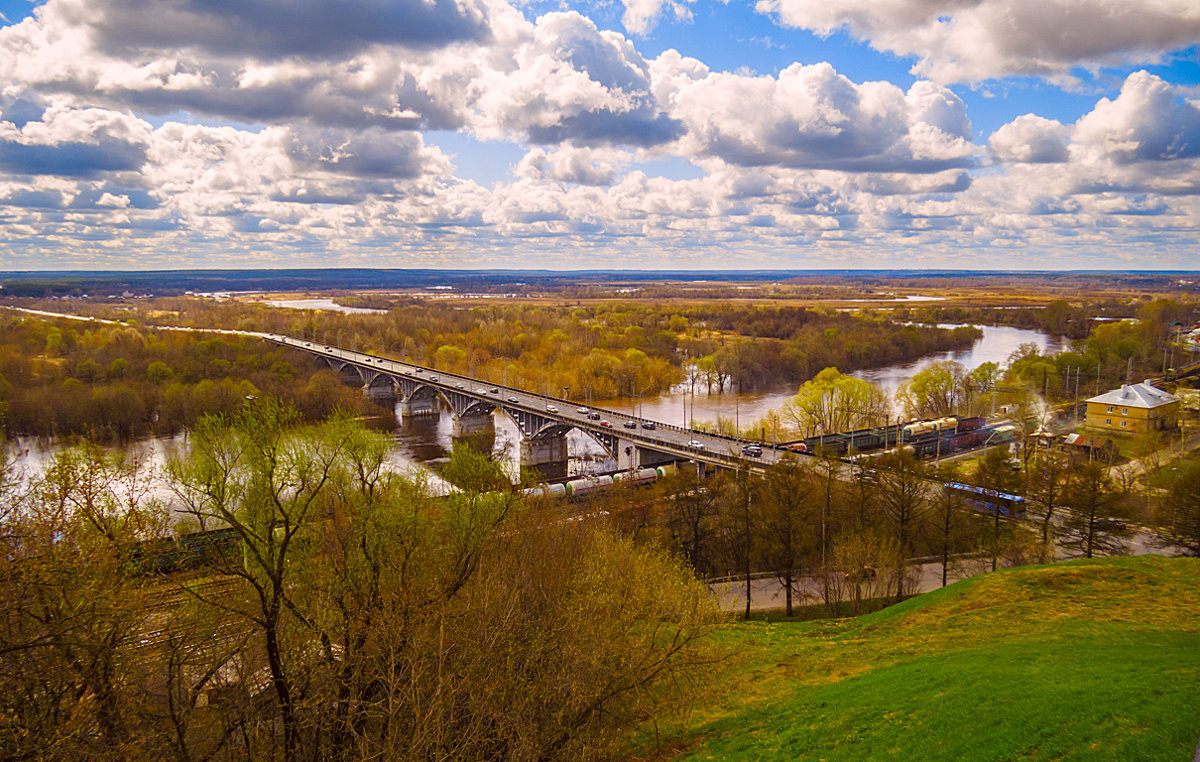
left=1084, top=382, right=1179, bottom=434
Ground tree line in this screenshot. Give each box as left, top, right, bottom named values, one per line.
left=11, top=295, right=981, bottom=403
left=0, top=315, right=373, bottom=441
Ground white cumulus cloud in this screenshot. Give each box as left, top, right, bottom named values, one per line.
left=754, top=0, right=1200, bottom=83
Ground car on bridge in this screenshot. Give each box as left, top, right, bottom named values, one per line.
left=546, top=405, right=559, bottom=413
left=577, top=407, right=589, bottom=414
left=687, top=440, right=705, bottom=450
left=587, top=412, right=601, bottom=420
left=508, top=396, right=519, bottom=403
left=599, top=420, right=613, bottom=428
left=641, top=421, right=656, bottom=430
left=623, top=420, right=637, bottom=429
left=742, top=443, right=763, bottom=457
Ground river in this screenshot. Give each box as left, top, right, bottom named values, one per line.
left=587, top=323, right=1065, bottom=431
left=262, top=298, right=388, bottom=315
left=6, top=323, right=1065, bottom=491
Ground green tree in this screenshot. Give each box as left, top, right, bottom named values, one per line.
left=783, top=367, right=887, bottom=437
left=896, top=360, right=966, bottom=419
left=168, top=400, right=350, bottom=761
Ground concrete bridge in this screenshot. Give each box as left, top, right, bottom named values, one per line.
left=265, top=334, right=781, bottom=475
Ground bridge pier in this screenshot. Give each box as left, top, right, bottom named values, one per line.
left=635, top=446, right=679, bottom=469
left=363, top=382, right=396, bottom=401
left=520, top=435, right=568, bottom=469
left=452, top=412, right=495, bottom=438
left=399, top=396, right=438, bottom=418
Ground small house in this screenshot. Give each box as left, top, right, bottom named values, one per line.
left=1061, top=432, right=1117, bottom=462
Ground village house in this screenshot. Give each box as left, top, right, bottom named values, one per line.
left=1084, top=381, right=1179, bottom=434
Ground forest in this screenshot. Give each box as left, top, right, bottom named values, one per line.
left=0, top=405, right=717, bottom=761
left=0, top=314, right=372, bottom=441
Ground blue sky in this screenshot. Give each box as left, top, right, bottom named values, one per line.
left=0, top=0, right=1198, bottom=270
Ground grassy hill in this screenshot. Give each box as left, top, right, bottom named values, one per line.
left=641, top=555, right=1200, bottom=761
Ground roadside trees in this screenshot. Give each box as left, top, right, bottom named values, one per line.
left=664, top=468, right=726, bottom=577
left=757, top=456, right=819, bottom=616
left=929, top=468, right=978, bottom=587
left=874, top=450, right=932, bottom=600
left=975, top=446, right=1023, bottom=571
left=1060, top=461, right=1129, bottom=559
left=1160, top=459, right=1200, bottom=555
left=1028, top=450, right=1072, bottom=560
left=830, top=526, right=903, bottom=616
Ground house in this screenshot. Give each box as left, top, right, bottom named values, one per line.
left=1084, top=381, right=1179, bottom=434
left=1061, top=432, right=1117, bottom=462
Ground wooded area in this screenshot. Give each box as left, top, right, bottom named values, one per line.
left=0, top=406, right=717, bottom=761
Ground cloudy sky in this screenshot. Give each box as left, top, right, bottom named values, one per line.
left=0, top=0, right=1197, bottom=271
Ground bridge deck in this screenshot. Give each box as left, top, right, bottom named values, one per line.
left=266, top=334, right=780, bottom=469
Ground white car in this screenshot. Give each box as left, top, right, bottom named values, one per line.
left=687, top=440, right=705, bottom=450
left=577, top=407, right=589, bottom=414
left=546, top=405, right=559, bottom=413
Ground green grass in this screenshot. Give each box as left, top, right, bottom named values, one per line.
left=637, top=555, right=1200, bottom=761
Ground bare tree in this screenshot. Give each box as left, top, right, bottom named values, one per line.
left=1159, top=459, right=1200, bottom=555
left=875, top=451, right=932, bottom=601
left=168, top=400, right=351, bottom=761
left=831, top=527, right=903, bottom=616
left=0, top=443, right=170, bottom=761
left=1060, top=461, right=1129, bottom=559
left=1028, top=450, right=1072, bottom=561
left=757, top=456, right=818, bottom=616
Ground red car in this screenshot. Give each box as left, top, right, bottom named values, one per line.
left=599, top=420, right=613, bottom=428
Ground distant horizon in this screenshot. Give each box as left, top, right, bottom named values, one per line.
left=3, top=268, right=1200, bottom=277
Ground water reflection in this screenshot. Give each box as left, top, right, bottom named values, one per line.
left=850, top=324, right=1065, bottom=404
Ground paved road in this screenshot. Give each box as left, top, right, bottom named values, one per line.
left=711, top=528, right=1184, bottom=613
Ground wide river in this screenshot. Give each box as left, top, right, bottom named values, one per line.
left=7, top=323, right=1064, bottom=492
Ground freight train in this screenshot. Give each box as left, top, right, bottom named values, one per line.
left=520, top=464, right=676, bottom=500
left=125, top=526, right=243, bottom=575
left=778, top=416, right=1012, bottom=459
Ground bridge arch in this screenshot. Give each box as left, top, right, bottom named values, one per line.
left=494, top=409, right=620, bottom=461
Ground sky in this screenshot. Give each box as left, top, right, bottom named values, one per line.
left=0, top=0, right=1197, bottom=271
